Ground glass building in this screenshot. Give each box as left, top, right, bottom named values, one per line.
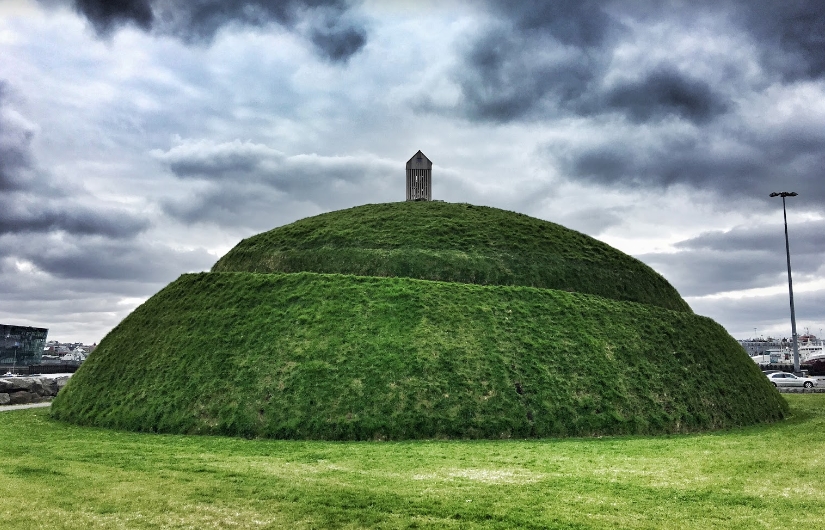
left=1, top=324, right=48, bottom=367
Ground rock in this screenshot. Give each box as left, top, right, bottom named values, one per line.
left=0, top=393, right=9, bottom=405
left=0, top=375, right=72, bottom=402
left=8, top=390, right=37, bottom=405
left=0, top=375, right=72, bottom=396
left=24, top=378, right=46, bottom=396
left=6, top=377, right=36, bottom=392
left=55, top=376, right=70, bottom=391
left=39, top=378, right=59, bottom=396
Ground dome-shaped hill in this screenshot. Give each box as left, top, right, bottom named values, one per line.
left=51, top=201, right=788, bottom=440
left=52, top=272, right=786, bottom=439
left=212, top=202, right=692, bottom=312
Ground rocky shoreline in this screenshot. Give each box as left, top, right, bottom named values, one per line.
left=0, top=375, right=71, bottom=406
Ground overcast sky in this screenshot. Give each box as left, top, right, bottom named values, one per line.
left=2, top=0, right=824, bottom=344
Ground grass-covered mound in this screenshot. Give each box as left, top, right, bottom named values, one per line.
left=51, top=272, right=787, bottom=440
left=213, top=202, right=691, bottom=312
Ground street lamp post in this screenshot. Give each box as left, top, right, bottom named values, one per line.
left=770, top=191, right=800, bottom=374
left=754, top=328, right=759, bottom=355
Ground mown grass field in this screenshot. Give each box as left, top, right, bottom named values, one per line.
left=3, top=394, right=823, bottom=529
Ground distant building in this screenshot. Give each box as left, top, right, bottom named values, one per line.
left=406, top=150, right=432, bottom=201
left=1, top=324, right=49, bottom=366
left=739, top=339, right=783, bottom=356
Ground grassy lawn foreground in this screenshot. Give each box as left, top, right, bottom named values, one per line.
left=2, top=394, right=823, bottom=529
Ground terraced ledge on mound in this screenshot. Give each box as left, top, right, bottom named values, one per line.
left=52, top=272, right=787, bottom=440
left=212, top=202, right=692, bottom=313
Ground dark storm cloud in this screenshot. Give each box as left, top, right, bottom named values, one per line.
left=31, top=240, right=212, bottom=282
left=308, top=17, right=366, bottom=63
left=0, top=82, right=216, bottom=340
left=453, top=27, right=601, bottom=122
left=618, top=0, right=825, bottom=81
left=42, top=0, right=367, bottom=62
left=560, top=122, right=825, bottom=205
left=0, top=233, right=212, bottom=282
left=159, top=184, right=272, bottom=226
left=484, top=0, right=615, bottom=48
left=689, top=289, right=825, bottom=340
left=153, top=138, right=391, bottom=193
left=0, top=202, right=148, bottom=237
left=158, top=139, right=266, bottom=178
left=0, top=86, right=213, bottom=339
left=638, top=220, right=825, bottom=297
left=735, top=0, right=825, bottom=80
left=153, top=138, right=397, bottom=227
left=0, top=82, right=35, bottom=192
left=604, top=66, right=730, bottom=124
left=676, top=220, right=825, bottom=255
left=0, top=82, right=150, bottom=239
left=0, top=261, right=158, bottom=301
left=640, top=248, right=783, bottom=297
left=449, top=0, right=619, bottom=122
left=73, top=0, right=153, bottom=36
left=563, top=135, right=759, bottom=190
left=447, top=1, right=736, bottom=125
left=446, top=0, right=824, bottom=126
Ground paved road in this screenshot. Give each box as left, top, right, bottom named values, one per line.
left=0, top=402, right=51, bottom=412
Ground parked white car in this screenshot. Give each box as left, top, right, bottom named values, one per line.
left=766, top=372, right=818, bottom=388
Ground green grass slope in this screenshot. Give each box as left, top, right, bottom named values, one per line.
left=51, top=272, right=786, bottom=440
left=212, top=202, right=691, bottom=312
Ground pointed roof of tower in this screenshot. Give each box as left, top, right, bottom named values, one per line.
left=406, top=150, right=432, bottom=170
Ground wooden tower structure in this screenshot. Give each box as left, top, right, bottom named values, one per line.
left=406, top=150, right=432, bottom=201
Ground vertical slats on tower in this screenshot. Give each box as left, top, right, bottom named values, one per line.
left=405, top=151, right=432, bottom=201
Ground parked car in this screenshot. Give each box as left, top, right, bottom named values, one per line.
left=766, top=372, right=818, bottom=388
